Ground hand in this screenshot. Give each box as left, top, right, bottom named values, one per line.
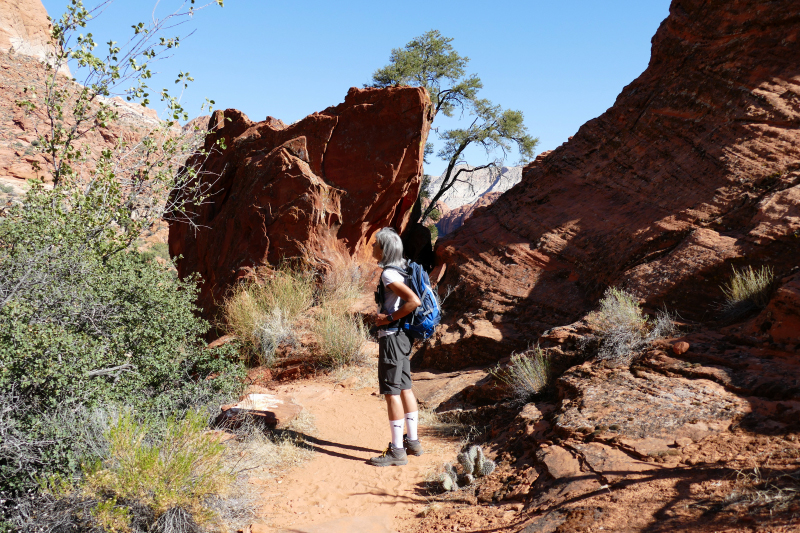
left=372, top=313, right=392, bottom=326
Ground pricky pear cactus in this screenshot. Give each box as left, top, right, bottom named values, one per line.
left=439, top=446, right=496, bottom=492
left=440, top=463, right=458, bottom=492
left=457, top=446, right=479, bottom=475
left=473, top=446, right=496, bottom=477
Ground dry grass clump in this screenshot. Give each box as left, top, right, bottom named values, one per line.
left=419, top=408, right=480, bottom=442
left=721, top=265, right=775, bottom=318
left=491, top=345, right=551, bottom=400
left=312, top=307, right=368, bottom=369
left=222, top=266, right=315, bottom=366
left=590, top=287, right=675, bottom=365
left=726, top=465, right=800, bottom=515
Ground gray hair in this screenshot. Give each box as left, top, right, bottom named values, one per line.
left=375, top=227, right=406, bottom=269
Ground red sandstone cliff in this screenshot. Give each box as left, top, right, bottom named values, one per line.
left=0, top=0, right=69, bottom=75
left=427, top=0, right=800, bottom=370
left=169, top=87, right=432, bottom=315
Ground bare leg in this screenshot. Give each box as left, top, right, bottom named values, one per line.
left=400, top=388, right=418, bottom=414
left=385, top=394, right=405, bottom=421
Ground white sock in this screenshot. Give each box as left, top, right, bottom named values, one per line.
left=405, top=411, right=419, bottom=441
left=390, top=419, right=404, bottom=448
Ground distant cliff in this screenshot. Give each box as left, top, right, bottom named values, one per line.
left=0, top=0, right=69, bottom=75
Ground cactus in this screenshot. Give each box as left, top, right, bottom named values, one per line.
left=457, top=473, right=475, bottom=487
left=440, top=463, right=458, bottom=492
left=457, top=451, right=474, bottom=475
left=475, top=457, right=496, bottom=477
left=472, top=446, right=496, bottom=478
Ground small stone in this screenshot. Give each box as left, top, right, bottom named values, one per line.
left=674, top=437, right=693, bottom=447
left=673, top=341, right=690, bottom=355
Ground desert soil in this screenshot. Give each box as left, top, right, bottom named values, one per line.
left=243, top=379, right=466, bottom=533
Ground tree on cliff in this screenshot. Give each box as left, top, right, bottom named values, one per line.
left=371, top=30, right=538, bottom=224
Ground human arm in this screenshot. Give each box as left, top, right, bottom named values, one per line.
left=373, top=280, right=420, bottom=327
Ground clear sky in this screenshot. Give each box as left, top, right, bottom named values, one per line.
left=41, top=0, right=672, bottom=176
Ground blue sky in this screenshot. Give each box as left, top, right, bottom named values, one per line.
left=41, top=0, right=671, bottom=176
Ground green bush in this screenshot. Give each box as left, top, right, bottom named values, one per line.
left=0, top=183, right=244, bottom=494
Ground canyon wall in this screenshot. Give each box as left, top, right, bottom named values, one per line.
left=426, top=0, right=800, bottom=369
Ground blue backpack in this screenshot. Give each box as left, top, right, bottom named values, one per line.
left=377, top=262, right=441, bottom=340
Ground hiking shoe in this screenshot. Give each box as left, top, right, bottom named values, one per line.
left=369, top=443, right=408, bottom=467
left=403, top=434, right=424, bottom=456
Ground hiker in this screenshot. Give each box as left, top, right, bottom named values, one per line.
left=367, top=227, right=424, bottom=466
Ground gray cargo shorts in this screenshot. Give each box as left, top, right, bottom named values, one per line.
left=378, top=329, right=412, bottom=395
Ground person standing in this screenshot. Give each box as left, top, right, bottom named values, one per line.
left=368, top=227, right=424, bottom=466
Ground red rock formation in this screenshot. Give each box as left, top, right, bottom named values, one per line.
left=169, top=87, right=432, bottom=315
left=436, top=192, right=501, bottom=236
left=428, top=0, right=800, bottom=369
left=0, top=0, right=68, bottom=75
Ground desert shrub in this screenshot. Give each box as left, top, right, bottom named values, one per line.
left=6, top=410, right=233, bottom=533
left=721, top=265, right=775, bottom=318
left=0, top=184, right=13, bottom=194
left=82, top=410, right=232, bottom=522
left=312, top=308, right=367, bottom=368
left=492, top=345, right=551, bottom=400
left=590, top=287, right=675, bottom=365
left=310, top=239, right=367, bottom=308
left=221, top=267, right=315, bottom=366
left=0, top=191, right=244, bottom=493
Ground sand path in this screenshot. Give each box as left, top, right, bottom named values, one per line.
left=249, top=380, right=460, bottom=532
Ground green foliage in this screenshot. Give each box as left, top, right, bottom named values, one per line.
left=0, top=0, right=240, bottom=505
left=721, top=265, right=775, bottom=317
left=370, top=30, right=482, bottom=118
left=427, top=223, right=439, bottom=245
left=0, top=188, right=239, bottom=413
left=82, top=410, right=232, bottom=520
left=371, top=30, right=538, bottom=223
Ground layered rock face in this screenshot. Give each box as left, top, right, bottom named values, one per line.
left=436, top=191, right=501, bottom=236
left=169, top=87, right=432, bottom=315
left=0, top=0, right=69, bottom=75
left=428, top=0, right=800, bottom=369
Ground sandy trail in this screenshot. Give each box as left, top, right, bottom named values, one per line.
left=248, top=380, right=461, bottom=532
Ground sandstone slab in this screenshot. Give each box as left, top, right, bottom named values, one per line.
left=218, top=393, right=302, bottom=429
left=411, top=368, right=489, bottom=411
left=571, top=442, right=655, bottom=482
left=554, top=363, right=748, bottom=446
left=536, top=445, right=581, bottom=480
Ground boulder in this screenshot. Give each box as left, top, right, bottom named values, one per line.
left=430, top=0, right=800, bottom=368
left=169, top=87, right=432, bottom=315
